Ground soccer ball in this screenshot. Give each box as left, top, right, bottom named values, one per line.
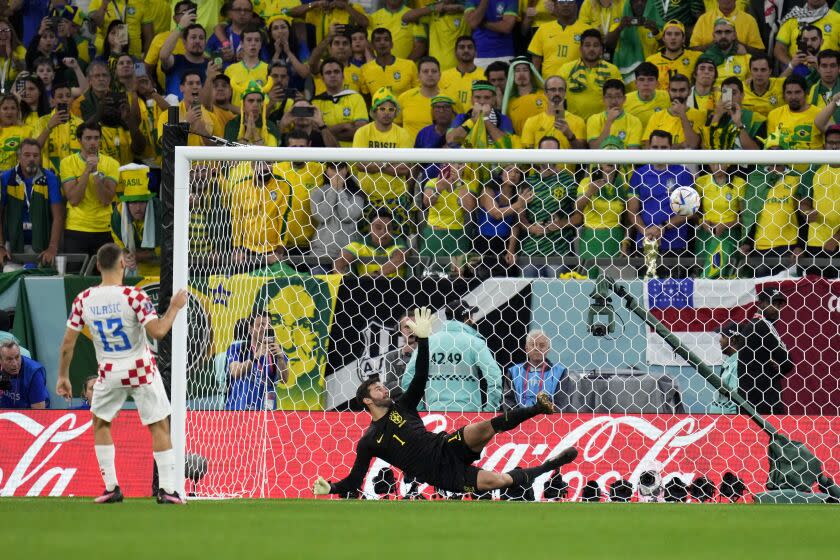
left=669, top=186, right=700, bottom=217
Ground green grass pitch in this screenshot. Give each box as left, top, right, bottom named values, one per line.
left=1, top=499, right=837, bottom=560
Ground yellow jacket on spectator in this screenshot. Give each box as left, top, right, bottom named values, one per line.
left=0, top=124, right=34, bottom=171
left=520, top=110, right=586, bottom=148
left=313, top=66, right=364, bottom=95
left=528, top=20, right=594, bottom=79
left=767, top=105, right=824, bottom=151
left=508, top=91, right=548, bottom=136
left=88, top=0, right=153, bottom=60
left=60, top=152, right=121, bottom=233
left=807, top=164, right=840, bottom=248
left=578, top=0, right=625, bottom=37
left=586, top=111, right=643, bottom=148
left=646, top=49, right=701, bottom=91
left=624, top=89, right=670, bottom=129
left=360, top=57, right=419, bottom=96
left=273, top=161, right=324, bottom=248
left=222, top=162, right=292, bottom=254
left=777, top=11, right=840, bottom=60
left=691, top=7, right=764, bottom=51
left=225, top=61, right=270, bottom=105
left=742, top=77, right=785, bottom=117
left=312, top=91, right=369, bottom=147
left=396, top=87, right=436, bottom=144
left=715, top=54, right=751, bottom=88
left=643, top=107, right=706, bottom=146
left=426, top=12, right=470, bottom=71
left=36, top=112, right=83, bottom=174
left=352, top=122, right=412, bottom=203
left=558, top=58, right=623, bottom=120
left=440, top=66, right=485, bottom=111
left=369, top=5, right=426, bottom=59
left=695, top=173, right=745, bottom=224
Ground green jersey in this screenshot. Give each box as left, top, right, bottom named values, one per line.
left=520, top=170, right=577, bottom=256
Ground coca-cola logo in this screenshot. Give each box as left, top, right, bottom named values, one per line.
left=0, top=412, right=91, bottom=496
left=359, top=415, right=717, bottom=500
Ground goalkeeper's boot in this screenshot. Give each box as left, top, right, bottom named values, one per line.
left=94, top=486, right=124, bottom=504
left=535, top=392, right=555, bottom=415
left=542, top=447, right=578, bottom=471
left=156, top=489, right=185, bottom=505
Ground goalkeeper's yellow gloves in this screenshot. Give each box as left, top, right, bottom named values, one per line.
left=406, top=307, right=433, bottom=339
left=313, top=476, right=331, bottom=495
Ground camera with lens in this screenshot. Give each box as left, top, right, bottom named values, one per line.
left=796, top=35, right=815, bottom=55
left=586, top=279, right=615, bottom=337
left=637, top=463, right=663, bottom=502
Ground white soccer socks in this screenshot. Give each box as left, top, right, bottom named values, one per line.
left=95, top=444, right=118, bottom=491
left=154, top=449, right=176, bottom=494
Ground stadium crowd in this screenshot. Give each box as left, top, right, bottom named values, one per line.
left=1, top=0, right=840, bottom=280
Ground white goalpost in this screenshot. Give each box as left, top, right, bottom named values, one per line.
left=171, top=146, right=840, bottom=502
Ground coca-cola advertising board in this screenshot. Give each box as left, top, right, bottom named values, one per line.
left=2, top=410, right=839, bottom=499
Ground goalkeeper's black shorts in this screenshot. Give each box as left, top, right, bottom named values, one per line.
left=432, top=427, right=482, bottom=494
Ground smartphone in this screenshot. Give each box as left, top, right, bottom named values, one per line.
left=334, top=24, right=347, bottom=35
left=116, top=24, right=129, bottom=45
left=49, top=16, right=63, bottom=28
left=721, top=87, right=733, bottom=105
left=291, top=105, right=315, bottom=118
left=284, top=88, right=297, bottom=98
left=213, top=57, right=223, bottom=67
left=134, top=62, right=146, bottom=78
left=191, top=98, right=201, bottom=110
left=629, top=17, right=641, bottom=25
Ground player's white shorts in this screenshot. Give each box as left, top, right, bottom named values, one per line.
left=91, top=361, right=171, bottom=426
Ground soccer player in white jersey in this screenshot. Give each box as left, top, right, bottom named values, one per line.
left=56, top=243, right=189, bottom=504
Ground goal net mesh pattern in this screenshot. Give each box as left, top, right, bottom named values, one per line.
left=177, top=149, right=840, bottom=502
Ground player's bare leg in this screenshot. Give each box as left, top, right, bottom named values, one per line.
left=476, top=447, right=579, bottom=492
left=148, top=417, right=184, bottom=504
left=92, top=415, right=123, bottom=503
left=462, top=392, right=555, bottom=453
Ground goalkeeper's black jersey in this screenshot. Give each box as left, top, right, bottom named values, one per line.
left=331, top=339, right=445, bottom=496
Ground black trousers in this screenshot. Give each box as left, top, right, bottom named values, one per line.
left=63, top=230, right=113, bottom=257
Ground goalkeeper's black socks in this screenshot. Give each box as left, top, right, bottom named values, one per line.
left=505, top=447, right=578, bottom=488
left=490, top=393, right=553, bottom=433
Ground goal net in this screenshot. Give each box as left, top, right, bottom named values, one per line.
left=172, top=146, right=840, bottom=502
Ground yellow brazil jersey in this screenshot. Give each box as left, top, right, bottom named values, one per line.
left=0, top=46, right=27, bottom=87
left=313, top=65, right=364, bottom=95
left=0, top=125, right=34, bottom=171
left=252, top=0, right=299, bottom=19
left=88, top=0, right=152, bottom=60
left=312, top=91, right=369, bottom=147
left=424, top=178, right=475, bottom=230
left=225, top=61, right=270, bottom=106
left=344, top=239, right=407, bottom=277
left=352, top=123, right=412, bottom=203
left=273, top=161, right=325, bottom=248
left=427, top=12, right=470, bottom=71
left=360, top=58, right=419, bottom=96
left=156, top=102, right=224, bottom=147
left=144, top=32, right=185, bottom=90
left=60, top=152, right=120, bottom=233
left=741, top=78, right=785, bottom=118
left=690, top=88, right=717, bottom=112
left=369, top=6, right=426, bottom=60
left=691, top=8, right=763, bottom=51
left=305, top=3, right=368, bottom=44
left=578, top=0, right=625, bottom=37
left=508, top=91, right=548, bottom=136
left=37, top=112, right=83, bottom=174
left=211, top=104, right=238, bottom=131
left=624, top=89, right=670, bottom=129
left=767, top=105, right=824, bottom=151
left=440, top=66, right=486, bottom=111
left=147, top=0, right=170, bottom=34
left=519, top=0, right=557, bottom=30
left=777, top=11, right=840, bottom=59
left=23, top=112, right=40, bottom=129
left=396, top=87, right=435, bottom=144
left=646, top=49, right=702, bottom=91
left=715, top=55, right=751, bottom=88
left=99, top=125, right=133, bottom=166
left=578, top=176, right=625, bottom=229
left=521, top=110, right=586, bottom=148
left=695, top=174, right=744, bottom=224
left=754, top=173, right=803, bottom=251
left=643, top=108, right=706, bottom=146
left=586, top=111, right=643, bottom=147
left=808, top=165, right=840, bottom=247
left=558, top=59, right=623, bottom=120
left=221, top=162, right=293, bottom=253
left=528, top=20, right=594, bottom=80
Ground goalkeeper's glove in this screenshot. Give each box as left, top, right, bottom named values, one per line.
left=406, top=307, right=433, bottom=339
left=313, top=476, right=331, bottom=495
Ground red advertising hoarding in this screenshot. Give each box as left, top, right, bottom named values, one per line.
left=3, top=410, right=839, bottom=499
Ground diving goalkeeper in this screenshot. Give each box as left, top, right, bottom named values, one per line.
left=313, top=308, right=577, bottom=497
